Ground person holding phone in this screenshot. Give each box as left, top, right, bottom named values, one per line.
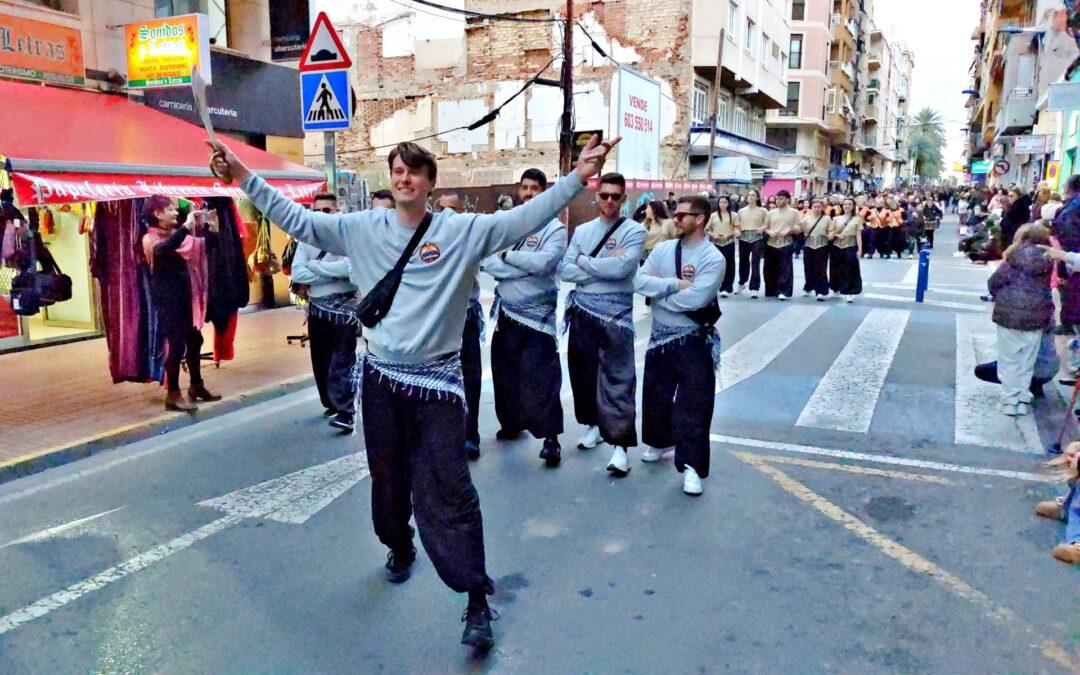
left=141, top=196, right=221, bottom=412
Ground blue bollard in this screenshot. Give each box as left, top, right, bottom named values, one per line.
left=915, top=247, right=930, bottom=303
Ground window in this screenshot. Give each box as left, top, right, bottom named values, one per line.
left=21, top=0, right=79, bottom=11
left=825, top=86, right=837, bottom=114
left=734, top=105, right=748, bottom=136
left=781, top=81, right=800, bottom=116
left=791, top=0, right=806, bottom=21
left=789, top=35, right=803, bottom=69
left=745, top=19, right=755, bottom=54
left=761, top=36, right=769, bottom=66
left=728, top=2, right=739, bottom=37
left=717, top=94, right=730, bottom=130
left=156, top=0, right=228, bottom=47
left=692, top=79, right=710, bottom=125
left=766, top=127, right=798, bottom=153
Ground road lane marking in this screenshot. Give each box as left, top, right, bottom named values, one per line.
left=1, top=508, right=124, bottom=548
left=738, top=453, right=952, bottom=484
left=717, top=305, right=828, bottom=392
left=0, top=390, right=320, bottom=507
left=710, top=434, right=1056, bottom=483
left=863, top=293, right=987, bottom=312
left=796, top=308, right=909, bottom=433
left=901, top=260, right=919, bottom=285
left=734, top=453, right=1075, bottom=672
left=0, top=452, right=370, bottom=637
left=868, top=282, right=986, bottom=298
left=954, top=314, right=1041, bottom=454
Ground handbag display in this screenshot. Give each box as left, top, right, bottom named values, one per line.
left=11, top=232, right=73, bottom=316
left=249, top=214, right=281, bottom=276
left=356, top=212, right=433, bottom=328
left=676, top=239, right=721, bottom=328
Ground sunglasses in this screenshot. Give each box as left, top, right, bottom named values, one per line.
left=673, top=212, right=705, bottom=220
left=597, top=192, right=624, bottom=201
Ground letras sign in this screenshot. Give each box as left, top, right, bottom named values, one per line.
left=0, top=13, right=84, bottom=86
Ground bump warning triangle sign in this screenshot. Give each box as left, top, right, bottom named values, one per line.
left=299, top=12, right=352, bottom=72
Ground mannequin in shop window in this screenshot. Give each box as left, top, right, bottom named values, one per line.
left=140, top=195, right=222, bottom=412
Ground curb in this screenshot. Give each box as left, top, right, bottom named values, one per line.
left=0, top=375, right=316, bottom=487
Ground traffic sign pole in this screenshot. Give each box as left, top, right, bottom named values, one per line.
left=325, top=131, right=336, bottom=195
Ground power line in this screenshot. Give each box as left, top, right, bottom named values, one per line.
left=407, top=0, right=562, bottom=24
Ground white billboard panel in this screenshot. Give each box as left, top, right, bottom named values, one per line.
left=616, top=66, right=661, bottom=180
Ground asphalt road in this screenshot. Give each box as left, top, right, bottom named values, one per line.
left=1, top=220, right=1078, bottom=673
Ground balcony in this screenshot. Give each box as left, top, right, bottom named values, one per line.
left=866, top=78, right=880, bottom=91
left=863, top=103, right=879, bottom=122
left=829, top=60, right=856, bottom=84
left=867, top=51, right=881, bottom=69
left=863, top=131, right=878, bottom=148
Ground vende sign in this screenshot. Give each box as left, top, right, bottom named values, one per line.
left=616, top=66, right=661, bottom=180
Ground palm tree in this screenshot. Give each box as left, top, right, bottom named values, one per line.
left=906, top=108, right=946, bottom=182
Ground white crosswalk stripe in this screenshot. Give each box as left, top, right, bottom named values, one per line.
left=796, top=308, right=910, bottom=433
left=716, top=305, right=828, bottom=392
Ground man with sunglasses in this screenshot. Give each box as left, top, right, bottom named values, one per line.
left=292, top=193, right=358, bottom=432
left=435, top=191, right=484, bottom=461
left=635, top=195, right=724, bottom=495
left=559, top=172, right=645, bottom=477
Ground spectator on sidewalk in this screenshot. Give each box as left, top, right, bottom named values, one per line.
left=988, top=223, right=1054, bottom=417
left=140, top=196, right=222, bottom=412
left=1035, top=440, right=1080, bottom=564
left=1050, top=175, right=1080, bottom=385
left=291, top=193, right=358, bottom=432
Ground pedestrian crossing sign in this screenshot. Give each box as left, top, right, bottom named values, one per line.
left=301, top=69, right=351, bottom=132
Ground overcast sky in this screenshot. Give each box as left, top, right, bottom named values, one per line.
left=874, top=0, right=981, bottom=168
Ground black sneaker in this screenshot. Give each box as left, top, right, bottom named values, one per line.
left=539, top=438, right=561, bottom=468
left=461, top=605, right=498, bottom=650
left=329, top=412, right=355, bottom=433
left=464, top=440, right=481, bottom=461
left=1060, top=377, right=1078, bottom=387
left=322, top=408, right=337, bottom=418
left=495, top=428, right=521, bottom=441
left=385, top=546, right=416, bottom=584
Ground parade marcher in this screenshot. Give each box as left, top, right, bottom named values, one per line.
left=559, top=172, right=646, bottom=477
left=887, top=198, right=907, bottom=259
left=762, top=190, right=801, bottom=300
left=435, top=190, right=485, bottom=461
left=870, top=196, right=895, bottom=259
left=736, top=188, right=767, bottom=298
left=800, top=199, right=832, bottom=300
left=140, top=196, right=222, bottom=412
left=635, top=195, right=724, bottom=496
left=209, top=133, right=620, bottom=651
left=903, top=200, right=925, bottom=259
left=858, top=196, right=880, bottom=259
left=828, top=197, right=863, bottom=303
left=707, top=195, right=739, bottom=297
left=480, top=169, right=567, bottom=468
left=921, top=198, right=943, bottom=250
left=291, top=193, right=358, bottom=431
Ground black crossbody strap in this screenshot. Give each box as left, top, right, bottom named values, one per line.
left=588, top=217, right=626, bottom=257
left=675, top=239, right=683, bottom=278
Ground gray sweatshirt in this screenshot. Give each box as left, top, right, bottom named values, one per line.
left=289, top=242, right=356, bottom=298
left=558, top=216, right=647, bottom=294
left=634, top=237, right=725, bottom=329
left=241, top=172, right=584, bottom=363
left=481, top=219, right=567, bottom=303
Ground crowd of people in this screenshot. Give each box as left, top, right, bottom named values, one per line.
left=198, top=134, right=1078, bottom=651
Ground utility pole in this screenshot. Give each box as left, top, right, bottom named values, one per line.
left=559, top=0, right=574, bottom=177
left=706, top=28, right=725, bottom=184
left=324, top=132, right=337, bottom=195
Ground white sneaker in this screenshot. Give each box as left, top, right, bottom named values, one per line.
left=802, top=290, right=812, bottom=297
left=683, top=466, right=703, bottom=495
left=641, top=446, right=670, bottom=463
left=1001, top=403, right=1020, bottom=417
left=816, top=294, right=826, bottom=302
left=732, top=286, right=741, bottom=296
left=778, top=295, right=789, bottom=301
left=845, top=295, right=854, bottom=304
left=577, top=425, right=601, bottom=450
left=606, top=447, right=630, bottom=476
left=908, top=253, right=914, bottom=259
left=749, top=291, right=759, bottom=299
left=719, top=292, right=729, bottom=298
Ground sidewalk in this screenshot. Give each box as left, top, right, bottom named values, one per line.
left=0, top=307, right=318, bottom=482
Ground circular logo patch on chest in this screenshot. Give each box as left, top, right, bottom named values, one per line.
left=604, top=237, right=617, bottom=250
left=525, top=235, right=540, bottom=248
left=681, top=264, right=696, bottom=280
left=419, top=242, right=441, bottom=263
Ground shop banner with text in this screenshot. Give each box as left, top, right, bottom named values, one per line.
left=12, top=172, right=325, bottom=206
left=0, top=13, right=84, bottom=86
left=270, top=0, right=310, bottom=62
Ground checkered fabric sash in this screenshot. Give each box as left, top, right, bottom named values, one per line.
left=468, top=298, right=487, bottom=345
left=562, top=290, right=634, bottom=335
left=307, top=292, right=360, bottom=327
left=352, top=350, right=465, bottom=413
left=490, top=289, right=558, bottom=338
left=647, top=321, right=722, bottom=373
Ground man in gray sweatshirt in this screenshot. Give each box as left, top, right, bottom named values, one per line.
left=289, top=192, right=358, bottom=432
left=208, top=134, right=619, bottom=651
left=481, top=168, right=568, bottom=468
left=558, top=172, right=646, bottom=477
left=635, top=195, right=725, bottom=496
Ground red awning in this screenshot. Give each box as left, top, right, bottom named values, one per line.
left=0, top=80, right=326, bottom=206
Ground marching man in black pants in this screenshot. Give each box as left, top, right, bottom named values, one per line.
left=558, top=172, right=646, bottom=477
left=635, top=195, right=724, bottom=495
left=481, top=169, right=568, bottom=467
left=209, top=134, right=620, bottom=651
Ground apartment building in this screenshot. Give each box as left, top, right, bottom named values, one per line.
left=317, top=0, right=787, bottom=191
